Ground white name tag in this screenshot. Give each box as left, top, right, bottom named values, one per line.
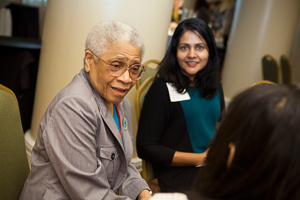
left=166, top=82, right=190, bottom=102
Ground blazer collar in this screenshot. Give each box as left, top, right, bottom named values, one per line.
left=79, top=68, right=125, bottom=151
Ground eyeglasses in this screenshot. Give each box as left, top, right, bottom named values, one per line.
left=91, top=52, right=146, bottom=80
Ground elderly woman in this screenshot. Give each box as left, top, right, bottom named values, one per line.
left=20, top=21, right=152, bottom=200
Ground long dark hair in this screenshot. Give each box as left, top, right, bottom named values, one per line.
left=157, top=18, right=220, bottom=99
left=190, top=84, right=300, bottom=200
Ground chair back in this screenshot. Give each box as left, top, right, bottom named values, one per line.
left=249, top=80, right=276, bottom=88
left=280, top=55, right=292, bottom=85
left=136, top=59, right=159, bottom=89
left=134, top=76, right=155, bottom=123
left=134, top=76, right=156, bottom=183
left=262, top=55, right=280, bottom=83
left=0, top=84, right=30, bottom=200
left=0, top=84, right=18, bottom=105
left=141, top=159, right=155, bottom=183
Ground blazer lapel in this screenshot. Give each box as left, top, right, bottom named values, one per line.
left=100, top=103, right=125, bottom=150
left=115, top=101, right=133, bottom=161
left=79, top=69, right=125, bottom=150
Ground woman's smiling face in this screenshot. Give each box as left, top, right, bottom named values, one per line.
left=177, top=30, right=209, bottom=83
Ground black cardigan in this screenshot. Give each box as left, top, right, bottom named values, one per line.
left=136, top=77, right=225, bottom=192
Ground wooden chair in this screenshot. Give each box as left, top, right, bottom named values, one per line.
left=136, top=59, right=159, bottom=89
left=250, top=80, right=276, bottom=88
left=280, top=55, right=292, bottom=85
left=262, top=55, right=280, bottom=83
left=0, top=84, right=18, bottom=105
left=134, top=76, right=158, bottom=189
left=0, top=84, right=30, bottom=200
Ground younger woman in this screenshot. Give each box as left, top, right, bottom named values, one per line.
left=137, top=18, right=224, bottom=193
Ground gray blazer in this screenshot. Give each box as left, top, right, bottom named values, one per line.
left=20, top=68, right=149, bottom=200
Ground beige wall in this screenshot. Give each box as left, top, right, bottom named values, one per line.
left=29, top=0, right=174, bottom=159
left=291, top=18, right=300, bottom=83
left=222, top=0, right=300, bottom=99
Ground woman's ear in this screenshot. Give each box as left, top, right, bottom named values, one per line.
left=227, top=142, right=235, bottom=168
left=84, top=50, right=93, bottom=72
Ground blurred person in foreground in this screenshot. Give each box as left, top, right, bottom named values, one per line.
left=151, top=83, right=300, bottom=200
left=137, top=18, right=224, bottom=193
left=192, top=83, right=300, bottom=200
left=20, top=20, right=152, bottom=200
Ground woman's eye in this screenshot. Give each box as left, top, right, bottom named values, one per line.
left=130, top=65, right=140, bottom=74
left=197, top=46, right=205, bottom=50
left=180, top=46, right=188, bottom=50
left=110, top=62, right=123, bottom=71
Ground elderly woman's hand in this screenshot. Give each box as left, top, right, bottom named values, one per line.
left=138, top=189, right=152, bottom=200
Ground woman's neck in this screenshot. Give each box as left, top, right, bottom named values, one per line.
left=106, top=102, right=114, bottom=116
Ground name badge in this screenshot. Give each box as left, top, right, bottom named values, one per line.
left=166, top=83, right=190, bottom=102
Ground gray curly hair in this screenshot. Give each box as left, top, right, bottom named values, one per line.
left=85, top=20, right=145, bottom=63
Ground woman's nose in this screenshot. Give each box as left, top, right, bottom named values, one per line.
left=188, top=48, right=196, bottom=58
left=117, top=69, right=132, bottom=83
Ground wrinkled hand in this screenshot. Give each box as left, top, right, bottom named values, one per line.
left=138, top=189, right=152, bottom=200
